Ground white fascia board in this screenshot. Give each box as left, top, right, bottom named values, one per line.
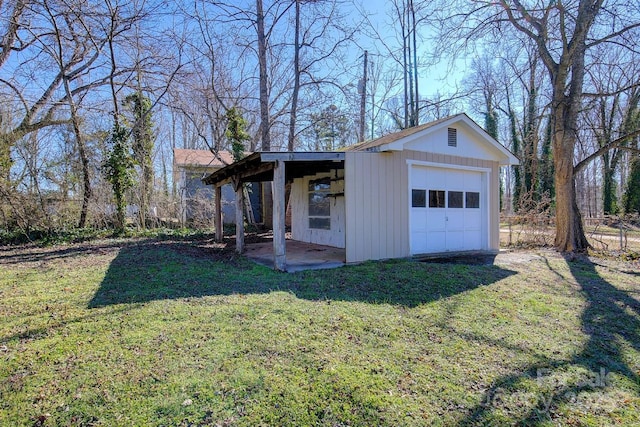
left=377, top=114, right=520, bottom=166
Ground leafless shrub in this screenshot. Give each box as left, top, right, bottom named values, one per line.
left=0, top=186, right=54, bottom=235
left=503, top=192, right=554, bottom=248
left=587, top=214, right=640, bottom=252
left=185, top=189, right=216, bottom=230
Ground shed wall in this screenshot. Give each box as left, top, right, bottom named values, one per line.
left=344, top=150, right=499, bottom=263
left=290, top=170, right=346, bottom=248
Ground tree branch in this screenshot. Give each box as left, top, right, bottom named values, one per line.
left=0, top=0, right=27, bottom=68
left=586, top=21, right=640, bottom=49
left=574, top=128, right=640, bottom=173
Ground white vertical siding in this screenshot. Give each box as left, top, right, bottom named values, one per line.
left=345, top=152, right=409, bottom=263
left=291, top=171, right=346, bottom=248
left=490, top=162, right=500, bottom=250
left=345, top=150, right=501, bottom=263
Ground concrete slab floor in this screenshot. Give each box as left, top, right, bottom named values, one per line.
left=244, top=240, right=346, bottom=272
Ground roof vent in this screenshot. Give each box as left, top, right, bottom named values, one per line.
left=448, top=128, right=457, bottom=147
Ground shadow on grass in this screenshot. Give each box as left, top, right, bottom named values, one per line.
left=88, top=239, right=516, bottom=309
left=0, top=240, right=125, bottom=265
left=459, top=254, right=640, bottom=426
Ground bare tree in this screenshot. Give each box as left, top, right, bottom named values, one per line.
left=0, top=0, right=69, bottom=184
left=42, top=0, right=106, bottom=228
left=287, top=0, right=356, bottom=150
left=436, top=0, right=640, bottom=252
left=360, top=0, right=429, bottom=129
left=579, top=44, right=640, bottom=215
left=256, top=0, right=272, bottom=151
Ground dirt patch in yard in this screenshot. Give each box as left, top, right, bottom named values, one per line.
left=418, top=247, right=640, bottom=273
left=494, top=249, right=548, bottom=266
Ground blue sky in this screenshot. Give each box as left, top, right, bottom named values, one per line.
left=353, top=0, right=468, bottom=98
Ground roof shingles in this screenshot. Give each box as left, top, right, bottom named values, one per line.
left=173, top=149, right=236, bottom=168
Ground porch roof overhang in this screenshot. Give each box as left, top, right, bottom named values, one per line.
left=202, top=151, right=346, bottom=187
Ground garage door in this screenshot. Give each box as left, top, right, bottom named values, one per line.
left=410, top=165, right=486, bottom=254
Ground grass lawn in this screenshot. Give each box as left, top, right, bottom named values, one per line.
left=1, top=237, right=639, bottom=426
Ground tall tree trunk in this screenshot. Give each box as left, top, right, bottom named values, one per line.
left=287, top=0, right=300, bottom=151
left=539, top=120, right=554, bottom=199
left=522, top=62, right=538, bottom=204
left=62, top=77, right=91, bottom=229
left=256, top=0, right=271, bottom=151
left=256, top=0, right=272, bottom=226
left=555, top=3, right=595, bottom=251
left=400, top=0, right=408, bottom=129
left=171, top=109, right=178, bottom=199
left=0, top=1, right=26, bottom=182
left=506, top=84, right=522, bottom=212
left=359, top=50, right=367, bottom=142
left=406, top=1, right=415, bottom=127
left=48, top=0, right=92, bottom=229
left=73, top=107, right=91, bottom=228
left=552, top=93, right=589, bottom=251
left=0, top=134, right=13, bottom=185
left=602, top=152, right=617, bottom=215
left=494, top=0, right=605, bottom=251
left=411, top=0, right=419, bottom=126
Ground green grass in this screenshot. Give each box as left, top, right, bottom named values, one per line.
left=1, top=239, right=639, bottom=426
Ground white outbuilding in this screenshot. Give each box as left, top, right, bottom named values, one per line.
left=204, top=113, right=519, bottom=271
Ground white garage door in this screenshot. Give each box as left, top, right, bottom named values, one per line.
left=410, top=165, right=486, bottom=254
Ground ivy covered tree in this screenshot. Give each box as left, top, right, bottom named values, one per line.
left=508, top=105, right=522, bottom=211
left=225, top=107, right=251, bottom=161
left=484, top=108, right=501, bottom=209
left=538, top=121, right=555, bottom=201
left=484, top=110, right=498, bottom=141
left=103, top=122, right=135, bottom=232
left=623, top=156, right=640, bottom=215
left=123, top=92, right=154, bottom=227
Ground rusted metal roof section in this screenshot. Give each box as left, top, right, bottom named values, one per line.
left=173, top=149, right=237, bottom=168
left=202, top=152, right=345, bottom=187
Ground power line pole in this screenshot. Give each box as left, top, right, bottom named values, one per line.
left=359, top=50, right=368, bottom=142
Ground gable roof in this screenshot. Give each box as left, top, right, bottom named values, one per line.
left=343, top=115, right=456, bottom=152
left=342, top=113, right=519, bottom=165
left=173, top=149, right=236, bottom=169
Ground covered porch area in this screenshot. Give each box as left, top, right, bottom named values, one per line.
left=203, top=152, right=346, bottom=271
left=245, top=239, right=345, bottom=272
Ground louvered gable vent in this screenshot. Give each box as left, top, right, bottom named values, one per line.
left=448, top=128, right=457, bottom=147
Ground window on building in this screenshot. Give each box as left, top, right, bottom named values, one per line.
left=309, top=178, right=331, bottom=229
left=429, top=190, right=446, bottom=208
left=412, top=189, right=426, bottom=207
left=448, top=191, right=463, bottom=208
left=466, top=192, right=480, bottom=208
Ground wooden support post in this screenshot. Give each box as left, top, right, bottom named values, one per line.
left=215, top=185, right=223, bottom=243
left=235, top=181, right=244, bottom=253
left=272, top=160, right=286, bottom=271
